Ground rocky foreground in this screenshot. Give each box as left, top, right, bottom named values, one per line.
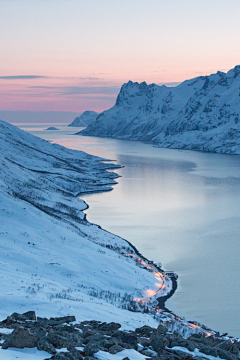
left=0, top=312, right=239, bottom=360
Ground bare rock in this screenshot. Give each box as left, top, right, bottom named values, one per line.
left=97, top=322, right=121, bottom=332
left=84, top=341, right=104, bottom=356
left=37, top=338, right=57, bottom=355
left=84, top=334, right=106, bottom=345
left=103, top=338, right=119, bottom=349
left=109, top=344, right=124, bottom=354
left=150, top=330, right=170, bottom=353
left=50, top=316, right=76, bottom=324
left=2, top=326, right=37, bottom=349
left=113, top=330, right=138, bottom=348
left=46, top=353, right=70, bottom=360
left=47, top=333, right=69, bottom=348
left=66, top=349, right=83, bottom=360
left=135, top=325, right=154, bottom=337
left=22, top=311, right=36, bottom=321
left=137, top=336, right=150, bottom=347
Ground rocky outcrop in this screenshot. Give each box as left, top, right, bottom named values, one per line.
left=80, top=66, right=240, bottom=155
left=0, top=312, right=239, bottom=360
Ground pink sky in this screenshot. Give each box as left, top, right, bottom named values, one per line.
left=0, top=0, right=240, bottom=113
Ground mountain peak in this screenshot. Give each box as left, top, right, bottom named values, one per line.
left=80, top=65, right=240, bottom=155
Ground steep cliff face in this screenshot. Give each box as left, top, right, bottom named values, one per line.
left=80, top=66, right=240, bottom=154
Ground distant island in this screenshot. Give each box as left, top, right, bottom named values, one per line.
left=79, top=65, right=240, bottom=155
left=45, top=126, right=60, bottom=130
left=68, top=110, right=98, bottom=127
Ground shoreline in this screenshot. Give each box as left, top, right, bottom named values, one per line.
left=8, top=122, right=239, bottom=338
left=76, top=160, right=234, bottom=339
left=77, top=160, right=179, bottom=310
left=79, top=180, right=178, bottom=311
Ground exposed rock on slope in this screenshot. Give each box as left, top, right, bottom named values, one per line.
left=68, top=111, right=98, bottom=127
left=80, top=66, right=240, bottom=154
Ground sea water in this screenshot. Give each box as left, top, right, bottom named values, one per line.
left=22, top=124, right=240, bottom=337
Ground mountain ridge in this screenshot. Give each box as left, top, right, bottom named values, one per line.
left=68, top=110, right=98, bottom=127
left=80, top=65, right=240, bottom=154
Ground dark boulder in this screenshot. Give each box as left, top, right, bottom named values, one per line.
left=47, top=333, right=69, bottom=348
left=84, top=341, right=104, bottom=356
left=112, top=330, right=138, bottom=348
left=150, top=325, right=169, bottom=351
left=83, top=333, right=106, bottom=345
left=3, top=312, right=28, bottom=326
left=188, top=333, right=205, bottom=343
left=138, top=336, right=150, bottom=347
left=97, top=322, right=121, bottom=332
left=102, top=337, right=119, bottom=349
left=46, top=353, right=70, bottom=360
left=22, top=311, right=36, bottom=321
left=108, top=344, right=124, bottom=354
left=50, top=316, right=76, bottom=324
left=37, top=338, right=56, bottom=355
left=37, top=316, right=76, bottom=328
left=150, top=330, right=170, bottom=353
left=135, top=325, right=154, bottom=337
left=199, top=345, right=238, bottom=360
left=2, top=326, right=37, bottom=349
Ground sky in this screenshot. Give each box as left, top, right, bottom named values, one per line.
left=0, top=0, right=240, bottom=115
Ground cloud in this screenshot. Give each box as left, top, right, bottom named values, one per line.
left=0, top=75, right=48, bottom=80
left=29, top=85, right=120, bottom=95
left=0, top=75, right=100, bottom=81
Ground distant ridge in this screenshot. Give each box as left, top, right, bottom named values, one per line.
left=68, top=110, right=98, bottom=127
left=80, top=65, right=240, bottom=154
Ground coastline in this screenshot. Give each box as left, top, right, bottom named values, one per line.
left=0, top=119, right=176, bottom=334
left=79, top=184, right=178, bottom=310
left=81, top=195, right=178, bottom=304
left=1, top=120, right=239, bottom=340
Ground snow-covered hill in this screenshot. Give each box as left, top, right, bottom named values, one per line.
left=68, top=111, right=98, bottom=127
left=80, top=66, right=240, bottom=154
left=0, top=119, right=174, bottom=330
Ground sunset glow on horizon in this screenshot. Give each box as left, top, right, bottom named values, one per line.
left=1, top=0, right=240, bottom=114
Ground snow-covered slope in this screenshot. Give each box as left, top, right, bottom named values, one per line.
left=0, top=119, right=174, bottom=330
left=68, top=111, right=98, bottom=127
left=80, top=66, right=240, bottom=154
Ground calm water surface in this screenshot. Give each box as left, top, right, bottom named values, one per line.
left=22, top=124, right=240, bottom=337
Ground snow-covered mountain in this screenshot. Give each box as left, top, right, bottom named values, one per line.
left=80, top=66, right=240, bottom=154
left=0, top=119, right=175, bottom=330
left=68, top=110, right=98, bottom=127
